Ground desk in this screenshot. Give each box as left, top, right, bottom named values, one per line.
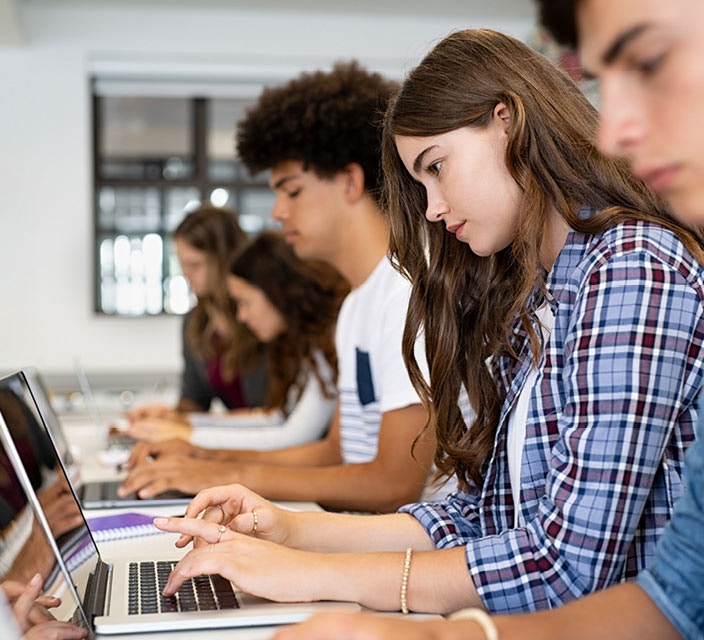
left=59, top=416, right=335, bottom=639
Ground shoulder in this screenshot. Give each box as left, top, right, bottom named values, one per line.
left=578, top=220, right=704, bottom=289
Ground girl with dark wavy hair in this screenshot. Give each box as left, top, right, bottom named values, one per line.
left=125, top=231, right=347, bottom=452
left=151, top=29, right=704, bottom=618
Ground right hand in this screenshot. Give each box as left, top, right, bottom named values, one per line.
left=157, top=484, right=295, bottom=549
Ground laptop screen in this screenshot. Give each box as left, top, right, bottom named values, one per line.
left=0, top=371, right=100, bottom=619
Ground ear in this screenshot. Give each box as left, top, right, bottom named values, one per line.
left=493, top=102, right=511, bottom=134
left=340, top=162, right=367, bottom=203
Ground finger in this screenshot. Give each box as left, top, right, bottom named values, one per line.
left=117, top=465, right=160, bottom=497
left=33, top=595, right=61, bottom=609
left=28, top=602, right=57, bottom=625
left=12, top=574, right=43, bottom=632
left=153, top=517, right=233, bottom=545
left=163, top=549, right=228, bottom=596
left=184, top=485, right=246, bottom=520
left=26, top=621, right=89, bottom=640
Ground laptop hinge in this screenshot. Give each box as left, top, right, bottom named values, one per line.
left=83, top=560, right=112, bottom=620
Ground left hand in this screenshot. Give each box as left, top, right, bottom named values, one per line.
left=118, top=456, right=229, bottom=498
left=154, top=518, right=325, bottom=603
left=125, top=418, right=192, bottom=443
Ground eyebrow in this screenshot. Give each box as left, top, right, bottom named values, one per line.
left=602, top=23, right=652, bottom=65
left=412, top=145, right=438, bottom=174
left=271, top=174, right=298, bottom=190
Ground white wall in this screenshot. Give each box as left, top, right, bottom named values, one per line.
left=0, top=2, right=533, bottom=377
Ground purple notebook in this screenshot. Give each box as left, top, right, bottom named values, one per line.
left=86, top=512, right=167, bottom=542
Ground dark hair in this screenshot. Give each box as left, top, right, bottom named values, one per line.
left=230, top=232, right=349, bottom=412
left=382, top=28, right=703, bottom=491
left=236, top=61, right=399, bottom=205
left=535, top=0, right=579, bottom=48
left=173, top=204, right=256, bottom=379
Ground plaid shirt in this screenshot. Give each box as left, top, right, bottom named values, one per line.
left=400, top=220, right=704, bottom=613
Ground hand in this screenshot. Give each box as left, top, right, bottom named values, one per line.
left=37, top=481, right=83, bottom=539
left=24, top=621, right=89, bottom=640
left=118, top=456, right=230, bottom=499
left=126, top=404, right=187, bottom=423
left=123, top=439, right=211, bottom=471
left=152, top=521, right=322, bottom=603
left=155, top=483, right=293, bottom=548
left=2, top=576, right=59, bottom=631
left=272, top=612, right=482, bottom=640
left=125, top=418, right=192, bottom=443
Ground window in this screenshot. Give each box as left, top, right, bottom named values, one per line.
left=93, top=86, right=277, bottom=316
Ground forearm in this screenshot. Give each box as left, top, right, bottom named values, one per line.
left=309, top=546, right=477, bottom=614
left=489, top=582, right=679, bottom=640
left=211, top=435, right=341, bottom=467
left=286, top=511, right=433, bottom=553
left=235, top=457, right=426, bottom=513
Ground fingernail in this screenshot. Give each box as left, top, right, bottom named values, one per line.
left=31, top=573, right=41, bottom=585
left=153, top=517, right=168, bottom=525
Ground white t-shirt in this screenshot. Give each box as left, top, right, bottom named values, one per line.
left=188, top=351, right=336, bottom=451
left=335, top=257, right=423, bottom=464
left=507, top=304, right=555, bottom=526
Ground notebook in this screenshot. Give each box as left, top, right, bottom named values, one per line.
left=0, top=407, right=359, bottom=635
left=0, top=369, right=191, bottom=509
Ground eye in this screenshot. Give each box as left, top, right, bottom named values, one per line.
left=426, top=160, right=443, bottom=176
left=287, top=188, right=301, bottom=198
left=635, top=52, right=666, bottom=77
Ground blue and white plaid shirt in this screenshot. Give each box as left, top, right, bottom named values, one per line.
left=400, top=220, right=704, bottom=613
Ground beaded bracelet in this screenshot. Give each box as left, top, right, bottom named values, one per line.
left=400, top=547, right=413, bottom=614
left=448, top=608, right=499, bottom=640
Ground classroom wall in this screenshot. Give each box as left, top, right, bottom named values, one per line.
left=0, top=2, right=533, bottom=377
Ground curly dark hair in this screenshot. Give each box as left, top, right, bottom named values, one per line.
left=230, top=231, right=349, bottom=413
left=236, top=61, right=399, bottom=205
left=535, top=0, right=579, bottom=48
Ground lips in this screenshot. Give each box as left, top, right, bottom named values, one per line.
left=446, top=222, right=466, bottom=238
left=635, top=165, right=681, bottom=194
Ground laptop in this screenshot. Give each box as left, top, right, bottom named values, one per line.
left=0, top=369, right=190, bottom=509
left=0, top=405, right=359, bottom=635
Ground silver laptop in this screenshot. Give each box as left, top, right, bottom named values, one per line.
left=0, top=369, right=191, bottom=508
left=0, top=405, right=359, bottom=635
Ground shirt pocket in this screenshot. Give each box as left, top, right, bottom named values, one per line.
left=355, top=348, right=376, bottom=406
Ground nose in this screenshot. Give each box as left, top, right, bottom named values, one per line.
left=596, top=78, right=645, bottom=159
left=271, top=193, right=288, bottom=222
left=425, top=194, right=449, bottom=223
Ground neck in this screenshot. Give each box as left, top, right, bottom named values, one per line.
left=329, top=199, right=390, bottom=288
left=539, top=206, right=571, bottom=271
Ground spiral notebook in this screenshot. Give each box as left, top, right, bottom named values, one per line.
left=87, top=511, right=167, bottom=542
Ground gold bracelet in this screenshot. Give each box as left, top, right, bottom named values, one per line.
left=448, top=608, right=499, bottom=640
left=400, top=547, right=413, bottom=614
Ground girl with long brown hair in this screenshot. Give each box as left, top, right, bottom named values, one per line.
left=152, top=29, right=704, bottom=617
left=127, top=204, right=268, bottom=423
left=125, top=231, right=348, bottom=452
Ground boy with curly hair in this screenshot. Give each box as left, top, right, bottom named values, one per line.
left=121, top=62, right=437, bottom=513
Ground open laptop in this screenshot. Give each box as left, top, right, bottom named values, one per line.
left=0, top=369, right=190, bottom=509
left=0, top=404, right=359, bottom=635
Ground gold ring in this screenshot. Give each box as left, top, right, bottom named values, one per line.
left=216, top=524, right=226, bottom=543
left=251, top=509, right=258, bottom=534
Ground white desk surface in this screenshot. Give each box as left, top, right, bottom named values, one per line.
left=59, top=415, right=432, bottom=640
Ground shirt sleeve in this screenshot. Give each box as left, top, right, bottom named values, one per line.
left=404, top=250, right=704, bottom=612
left=636, top=403, right=704, bottom=640
left=179, top=315, right=216, bottom=411
left=189, top=362, right=336, bottom=450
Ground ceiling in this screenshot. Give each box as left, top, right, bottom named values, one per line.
left=0, top=0, right=537, bottom=45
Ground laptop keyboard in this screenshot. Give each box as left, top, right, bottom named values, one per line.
left=127, top=560, right=240, bottom=615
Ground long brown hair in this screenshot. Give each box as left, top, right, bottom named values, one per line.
left=382, top=29, right=704, bottom=491
left=173, top=205, right=257, bottom=380
left=230, top=232, right=349, bottom=412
